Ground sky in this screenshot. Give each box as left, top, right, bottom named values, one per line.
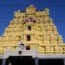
left=0, top=0, right=65, bottom=42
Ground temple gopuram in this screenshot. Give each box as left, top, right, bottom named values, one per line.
left=0, top=5, right=65, bottom=65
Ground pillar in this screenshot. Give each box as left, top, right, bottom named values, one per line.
left=35, top=57, right=38, bottom=65
left=64, top=59, right=65, bottom=65
left=1, top=59, right=6, bottom=65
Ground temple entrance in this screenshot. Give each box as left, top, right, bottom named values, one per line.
left=3, top=57, right=64, bottom=65
left=39, top=59, right=64, bottom=65
left=6, top=56, right=35, bottom=65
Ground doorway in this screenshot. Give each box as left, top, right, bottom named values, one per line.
left=6, top=56, right=35, bottom=65
left=39, top=59, right=64, bottom=65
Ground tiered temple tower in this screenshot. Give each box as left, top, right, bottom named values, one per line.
left=0, top=5, right=65, bottom=54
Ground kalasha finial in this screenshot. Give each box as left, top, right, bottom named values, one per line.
left=29, top=4, right=34, bottom=8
